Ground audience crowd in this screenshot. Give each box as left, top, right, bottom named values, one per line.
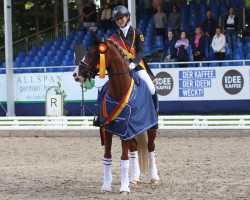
left=81, top=0, right=245, bottom=68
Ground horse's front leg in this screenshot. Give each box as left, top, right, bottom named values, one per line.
left=129, top=139, right=140, bottom=184
left=147, top=129, right=159, bottom=184
left=120, top=140, right=130, bottom=195
left=101, top=131, right=113, bottom=194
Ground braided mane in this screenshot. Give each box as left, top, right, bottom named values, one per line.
left=107, top=38, right=129, bottom=67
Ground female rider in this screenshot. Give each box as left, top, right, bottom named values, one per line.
left=110, top=5, right=157, bottom=110
left=108, top=5, right=159, bottom=186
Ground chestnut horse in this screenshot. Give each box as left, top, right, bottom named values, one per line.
left=73, top=36, right=159, bottom=195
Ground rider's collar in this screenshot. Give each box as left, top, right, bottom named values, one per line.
left=120, top=24, right=130, bottom=37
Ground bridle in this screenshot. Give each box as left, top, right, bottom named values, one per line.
left=78, top=45, right=130, bottom=80
left=78, top=59, right=98, bottom=79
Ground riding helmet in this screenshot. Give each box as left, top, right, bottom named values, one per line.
left=113, top=5, right=130, bottom=20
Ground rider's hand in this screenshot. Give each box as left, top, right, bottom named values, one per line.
left=129, top=62, right=136, bottom=70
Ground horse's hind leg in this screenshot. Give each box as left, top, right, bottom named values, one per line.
left=101, top=132, right=113, bottom=194
left=129, top=139, right=140, bottom=184
left=120, top=140, right=131, bottom=194
left=147, top=129, right=159, bottom=183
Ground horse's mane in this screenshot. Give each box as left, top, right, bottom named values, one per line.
left=107, top=38, right=129, bottom=67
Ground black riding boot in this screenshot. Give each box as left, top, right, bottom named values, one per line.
left=152, top=93, right=158, bottom=113
left=93, top=107, right=101, bottom=127
left=150, top=93, right=158, bottom=129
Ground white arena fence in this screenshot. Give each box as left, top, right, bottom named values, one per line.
left=0, top=59, right=250, bottom=72
left=1, top=116, right=250, bottom=130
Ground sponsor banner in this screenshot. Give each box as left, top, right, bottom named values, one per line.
left=0, top=66, right=249, bottom=102
left=0, top=72, right=108, bottom=102
left=153, top=66, right=248, bottom=101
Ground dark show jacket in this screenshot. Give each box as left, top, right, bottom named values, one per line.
left=191, top=35, right=206, bottom=58
left=111, top=26, right=144, bottom=66
left=224, top=14, right=239, bottom=31
left=164, top=38, right=177, bottom=58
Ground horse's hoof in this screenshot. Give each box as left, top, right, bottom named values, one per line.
left=130, top=181, right=139, bottom=186
left=151, top=180, right=159, bottom=185
left=120, top=191, right=129, bottom=196
left=101, top=185, right=111, bottom=194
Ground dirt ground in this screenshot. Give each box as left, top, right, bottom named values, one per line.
left=0, top=136, right=250, bottom=200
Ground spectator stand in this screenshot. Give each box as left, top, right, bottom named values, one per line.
left=0, top=0, right=249, bottom=72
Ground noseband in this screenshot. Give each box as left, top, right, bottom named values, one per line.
left=78, top=60, right=98, bottom=79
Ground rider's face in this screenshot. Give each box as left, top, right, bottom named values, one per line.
left=115, top=15, right=129, bottom=27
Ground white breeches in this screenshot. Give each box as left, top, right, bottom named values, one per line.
left=137, top=70, right=155, bottom=95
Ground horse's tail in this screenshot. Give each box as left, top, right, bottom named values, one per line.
left=135, top=132, right=149, bottom=172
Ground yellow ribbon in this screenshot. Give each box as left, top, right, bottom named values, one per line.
left=99, top=53, right=106, bottom=79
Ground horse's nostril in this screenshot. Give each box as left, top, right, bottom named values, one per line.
left=75, top=78, right=79, bottom=81
left=73, top=73, right=76, bottom=77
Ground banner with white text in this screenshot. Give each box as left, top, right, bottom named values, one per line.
left=0, top=66, right=249, bottom=102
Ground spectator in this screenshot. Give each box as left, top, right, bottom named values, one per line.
left=121, top=0, right=127, bottom=7
left=168, top=5, right=181, bottom=39
left=101, top=3, right=112, bottom=31
left=144, top=0, right=153, bottom=16
left=164, top=30, right=177, bottom=68
left=224, top=8, right=239, bottom=50
left=154, top=6, right=167, bottom=40
left=82, top=0, right=97, bottom=30
left=247, top=1, right=250, bottom=31
left=202, top=10, right=217, bottom=51
left=152, top=0, right=163, bottom=13
left=212, top=27, right=226, bottom=66
left=175, top=31, right=189, bottom=68
left=111, top=0, right=120, bottom=11
left=191, top=27, right=206, bottom=66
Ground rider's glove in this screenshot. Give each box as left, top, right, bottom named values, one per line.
left=129, top=62, right=136, bottom=70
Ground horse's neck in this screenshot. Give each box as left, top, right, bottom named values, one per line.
left=106, top=47, right=131, bottom=101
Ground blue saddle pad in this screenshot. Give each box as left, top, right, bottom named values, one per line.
left=97, top=70, right=158, bottom=141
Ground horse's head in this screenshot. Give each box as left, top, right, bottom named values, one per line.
left=73, top=32, right=107, bottom=82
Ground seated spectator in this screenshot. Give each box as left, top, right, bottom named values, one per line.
left=202, top=10, right=217, bottom=51
left=164, top=30, right=177, bottom=68
left=82, top=0, right=97, bottom=30
left=154, top=6, right=167, bottom=40
left=175, top=31, right=189, bottom=68
left=212, top=27, right=226, bottom=66
left=224, top=8, right=239, bottom=50
left=191, top=27, right=206, bottom=66
left=101, top=3, right=112, bottom=31
left=168, top=6, right=181, bottom=39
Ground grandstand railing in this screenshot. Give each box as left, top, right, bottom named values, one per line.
left=147, top=59, right=250, bottom=68
left=0, top=15, right=83, bottom=66
left=1, top=115, right=250, bottom=130
left=0, top=59, right=249, bottom=72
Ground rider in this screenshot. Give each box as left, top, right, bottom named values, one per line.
left=110, top=5, right=159, bottom=185
left=110, top=5, right=158, bottom=113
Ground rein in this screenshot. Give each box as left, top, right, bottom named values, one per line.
left=88, top=70, right=130, bottom=89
